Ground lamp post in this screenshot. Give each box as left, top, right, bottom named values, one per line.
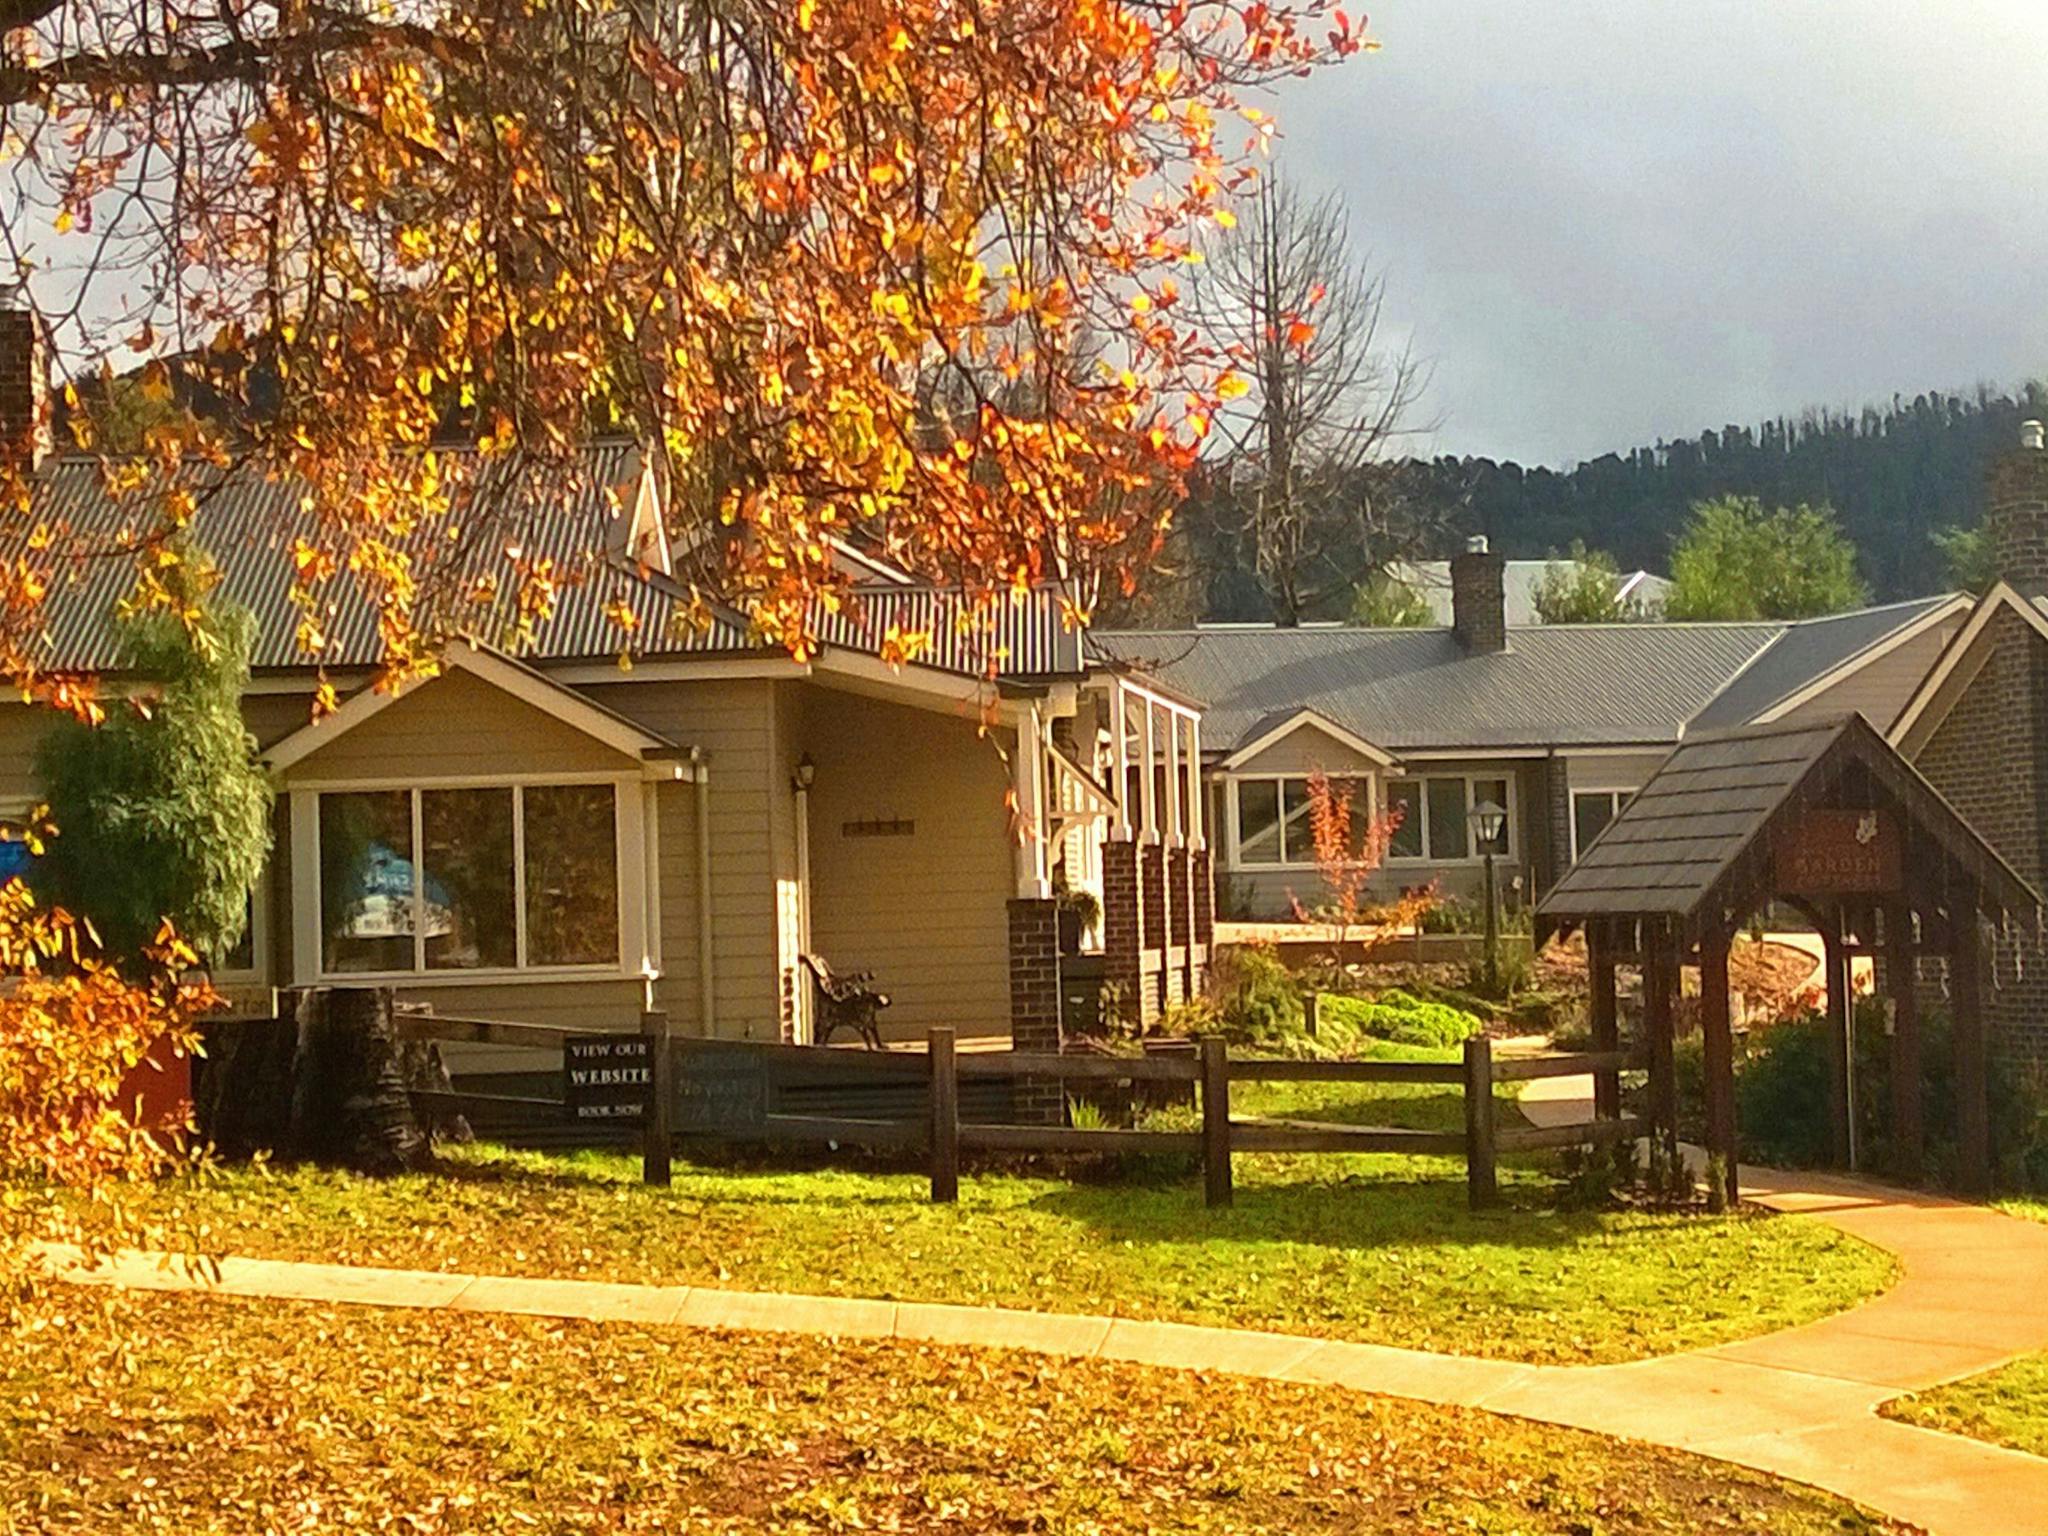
left=1472, top=799, right=1507, bottom=992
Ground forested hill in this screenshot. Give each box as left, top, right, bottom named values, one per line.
left=1416, top=382, right=2048, bottom=601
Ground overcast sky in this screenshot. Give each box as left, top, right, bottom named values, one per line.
left=1266, top=1, right=2048, bottom=466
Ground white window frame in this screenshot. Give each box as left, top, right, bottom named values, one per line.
left=290, top=770, right=649, bottom=987
left=1382, top=773, right=1518, bottom=866
left=1226, top=773, right=1379, bottom=871
left=1569, top=785, right=1636, bottom=862
left=207, top=872, right=272, bottom=985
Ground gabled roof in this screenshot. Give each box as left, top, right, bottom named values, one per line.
left=1215, top=707, right=1398, bottom=770
left=10, top=444, right=1086, bottom=683
left=1688, top=595, right=1969, bottom=730
left=1537, top=714, right=2037, bottom=931
left=1093, top=622, right=1780, bottom=753
left=1890, top=582, right=2048, bottom=755
left=263, top=641, right=684, bottom=773
left=1096, top=596, right=1963, bottom=758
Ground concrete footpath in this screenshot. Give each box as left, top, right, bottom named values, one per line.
left=46, top=1131, right=2048, bottom=1536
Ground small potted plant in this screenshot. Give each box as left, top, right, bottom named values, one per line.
left=1056, top=883, right=1102, bottom=956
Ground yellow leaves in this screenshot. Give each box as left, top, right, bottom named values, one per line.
left=139, top=361, right=173, bottom=404
left=1217, top=372, right=1251, bottom=401
left=52, top=208, right=73, bottom=234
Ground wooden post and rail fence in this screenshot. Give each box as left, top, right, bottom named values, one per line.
left=393, top=1012, right=1646, bottom=1211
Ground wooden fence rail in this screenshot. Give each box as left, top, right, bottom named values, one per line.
left=394, top=1012, right=1646, bottom=1211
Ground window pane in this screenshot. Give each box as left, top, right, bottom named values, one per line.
left=214, top=889, right=256, bottom=974
left=422, top=788, right=516, bottom=971
left=1386, top=780, right=1423, bottom=859
left=1427, top=778, right=1468, bottom=860
left=523, top=784, right=620, bottom=966
left=1472, top=778, right=1510, bottom=855
left=1573, top=791, right=1618, bottom=857
left=1333, top=778, right=1370, bottom=858
left=1280, top=779, right=1317, bottom=863
left=1237, top=780, right=1281, bottom=863
left=320, top=791, right=416, bottom=973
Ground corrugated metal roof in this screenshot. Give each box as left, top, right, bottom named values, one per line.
left=1090, top=622, right=1784, bottom=752
left=1538, top=715, right=2038, bottom=927
left=1687, top=596, right=1961, bottom=729
left=11, top=445, right=1084, bottom=680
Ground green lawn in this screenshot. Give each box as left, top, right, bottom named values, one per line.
left=126, top=1047, right=1895, bottom=1365
left=0, top=1289, right=1913, bottom=1535
left=1884, top=1352, right=2048, bottom=1458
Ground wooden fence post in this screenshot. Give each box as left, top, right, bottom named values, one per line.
left=1200, top=1034, right=1232, bottom=1208
left=641, top=1010, right=672, bottom=1187
left=929, top=1027, right=959, bottom=1203
left=1463, top=1033, right=1497, bottom=1209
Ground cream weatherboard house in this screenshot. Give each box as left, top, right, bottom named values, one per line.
left=0, top=436, right=1216, bottom=1049
left=1097, top=541, right=1972, bottom=920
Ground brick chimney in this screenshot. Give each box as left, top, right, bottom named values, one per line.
left=1451, top=533, right=1507, bottom=654
left=1989, top=420, right=2048, bottom=596
left=0, top=299, right=51, bottom=474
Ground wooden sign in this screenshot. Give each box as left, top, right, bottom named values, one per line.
left=1775, top=810, right=1901, bottom=894
left=563, top=1034, right=652, bottom=1123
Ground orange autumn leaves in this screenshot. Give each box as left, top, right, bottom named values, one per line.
left=2, top=0, right=1365, bottom=689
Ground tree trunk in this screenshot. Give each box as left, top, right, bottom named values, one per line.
left=196, top=986, right=433, bottom=1173
left=290, top=987, right=431, bottom=1173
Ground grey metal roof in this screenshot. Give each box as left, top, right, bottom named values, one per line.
left=13, top=445, right=1083, bottom=680
left=1538, top=715, right=2037, bottom=928
left=1390, top=559, right=1673, bottom=625
left=1687, top=595, right=1961, bottom=730
left=1091, top=622, right=1783, bottom=753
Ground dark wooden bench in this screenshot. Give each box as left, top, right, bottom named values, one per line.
left=800, top=953, right=891, bottom=1050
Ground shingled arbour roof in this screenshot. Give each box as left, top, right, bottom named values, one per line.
left=16, top=444, right=1084, bottom=680
left=1538, top=715, right=2038, bottom=930
left=1094, top=597, right=1958, bottom=755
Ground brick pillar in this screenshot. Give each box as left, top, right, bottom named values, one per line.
left=1007, top=896, right=1063, bottom=1122
left=1139, top=839, right=1167, bottom=1027
left=1191, top=846, right=1215, bottom=997
left=1101, top=837, right=1142, bottom=1031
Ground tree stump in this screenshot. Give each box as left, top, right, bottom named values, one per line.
left=196, top=986, right=433, bottom=1173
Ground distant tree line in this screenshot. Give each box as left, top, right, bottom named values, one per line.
left=1120, top=380, right=2048, bottom=626
left=1411, top=383, right=2048, bottom=602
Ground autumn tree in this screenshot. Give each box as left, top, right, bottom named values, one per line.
left=1185, top=176, right=1433, bottom=625
left=1530, top=541, right=1643, bottom=624
left=1666, top=497, right=1869, bottom=621
left=0, top=0, right=1366, bottom=691
left=1287, top=770, right=1431, bottom=953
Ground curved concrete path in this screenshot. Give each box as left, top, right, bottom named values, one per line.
left=44, top=1160, right=2048, bottom=1536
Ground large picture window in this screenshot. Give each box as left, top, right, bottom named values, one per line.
left=1383, top=774, right=1515, bottom=863
left=316, top=781, right=621, bottom=977
left=1231, top=776, right=1370, bottom=867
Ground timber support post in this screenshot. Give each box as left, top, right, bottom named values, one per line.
left=929, top=1027, right=960, bottom=1204
left=1463, top=1033, right=1498, bottom=1210
left=1587, top=921, right=1620, bottom=1121
left=1699, top=928, right=1738, bottom=1210
left=1952, top=904, right=1991, bottom=1198
left=641, top=1009, right=672, bottom=1187
left=1200, top=1034, right=1232, bottom=1209
left=1886, top=899, right=1924, bottom=1183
